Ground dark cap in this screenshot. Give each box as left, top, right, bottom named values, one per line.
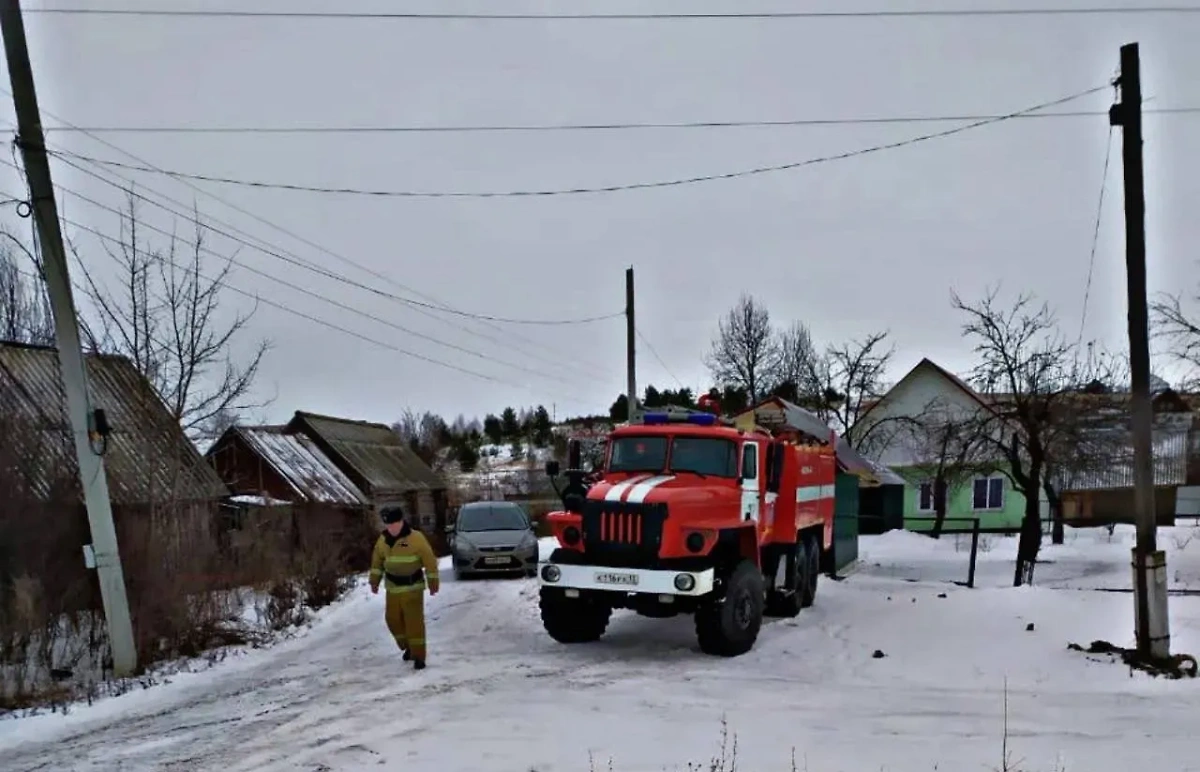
left=379, top=505, right=406, bottom=524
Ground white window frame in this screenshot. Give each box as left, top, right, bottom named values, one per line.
left=917, top=480, right=935, bottom=512
left=972, top=476, right=1005, bottom=511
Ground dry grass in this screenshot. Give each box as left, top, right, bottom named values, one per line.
left=0, top=431, right=368, bottom=711
left=584, top=687, right=1077, bottom=772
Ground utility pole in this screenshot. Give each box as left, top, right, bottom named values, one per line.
left=625, top=266, right=637, bottom=422
left=1110, top=41, right=1169, bottom=659
left=1, top=0, right=138, bottom=675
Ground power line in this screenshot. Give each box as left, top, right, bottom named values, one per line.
left=1078, top=125, right=1116, bottom=348
left=46, top=84, right=1112, bottom=199
left=6, top=194, right=602, bottom=412
left=0, top=87, right=619, bottom=377
left=30, top=107, right=1200, bottom=135
left=29, top=135, right=614, bottom=382
left=1, top=183, right=574, bottom=396
left=46, top=149, right=613, bottom=380
left=41, top=153, right=621, bottom=357
left=0, top=157, right=594, bottom=391
left=21, top=6, right=1200, bottom=20
left=635, top=326, right=686, bottom=391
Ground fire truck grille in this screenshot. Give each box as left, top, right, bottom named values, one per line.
left=581, top=501, right=667, bottom=565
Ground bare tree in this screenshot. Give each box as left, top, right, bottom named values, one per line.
left=393, top=408, right=451, bottom=468
left=0, top=231, right=53, bottom=346
left=199, top=407, right=240, bottom=444
left=706, top=294, right=780, bottom=403
left=770, top=321, right=822, bottom=402
left=74, top=191, right=269, bottom=441
left=954, top=288, right=1123, bottom=586
left=1152, top=287, right=1200, bottom=386
left=893, top=397, right=991, bottom=538
left=805, top=331, right=895, bottom=446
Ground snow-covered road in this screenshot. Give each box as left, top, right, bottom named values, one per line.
left=3, top=528, right=1200, bottom=771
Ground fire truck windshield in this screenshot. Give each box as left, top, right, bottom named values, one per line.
left=669, top=437, right=738, bottom=478
left=608, top=436, right=667, bottom=473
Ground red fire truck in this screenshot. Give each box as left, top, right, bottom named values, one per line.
left=539, top=406, right=835, bottom=656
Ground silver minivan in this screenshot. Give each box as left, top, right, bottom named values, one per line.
left=447, top=501, right=540, bottom=579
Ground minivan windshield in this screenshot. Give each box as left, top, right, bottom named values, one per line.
left=669, top=437, right=738, bottom=478
left=456, top=504, right=529, bottom=532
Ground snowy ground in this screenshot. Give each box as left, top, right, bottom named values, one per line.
left=1, top=525, right=1199, bottom=772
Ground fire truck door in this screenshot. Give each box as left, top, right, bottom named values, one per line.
left=740, top=442, right=761, bottom=523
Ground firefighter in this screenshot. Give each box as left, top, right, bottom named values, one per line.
left=368, top=504, right=439, bottom=670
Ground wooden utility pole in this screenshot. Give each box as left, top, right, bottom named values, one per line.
left=625, top=266, right=637, bottom=422
left=0, top=0, right=138, bottom=675
left=1110, top=41, right=1170, bottom=659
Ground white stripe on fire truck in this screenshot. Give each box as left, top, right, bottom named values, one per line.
left=605, top=474, right=652, bottom=501
left=796, top=484, right=836, bottom=502
left=623, top=475, right=675, bottom=504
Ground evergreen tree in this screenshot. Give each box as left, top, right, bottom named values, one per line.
left=500, top=406, right=520, bottom=439
left=483, top=413, right=503, bottom=445
left=532, top=405, right=553, bottom=448
left=608, top=393, right=629, bottom=421
left=455, top=441, right=480, bottom=472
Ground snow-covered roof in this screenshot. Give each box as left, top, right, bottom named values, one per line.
left=235, top=426, right=368, bottom=506
left=288, top=411, right=445, bottom=495
left=1060, top=428, right=1191, bottom=492
left=229, top=493, right=291, bottom=507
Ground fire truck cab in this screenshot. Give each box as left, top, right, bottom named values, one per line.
left=539, top=406, right=835, bottom=656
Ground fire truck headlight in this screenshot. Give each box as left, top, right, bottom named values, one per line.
left=541, top=564, right=562, bottom=583
left=674, top=573, right=696, bottom=592
left=562, top=526, right=581, bottom=546
left=685, top=532, right=705, bottom=553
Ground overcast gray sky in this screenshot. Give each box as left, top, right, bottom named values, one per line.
left=2, top=1, right=1198, bottom=427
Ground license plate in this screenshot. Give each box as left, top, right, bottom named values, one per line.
left=484, top=556, right=510, bottom=565
left=594, top=571, right=639, bottom=586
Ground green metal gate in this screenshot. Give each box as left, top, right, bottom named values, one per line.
left=830, top=472, right=859, bottom=573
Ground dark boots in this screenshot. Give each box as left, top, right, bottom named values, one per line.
left=401, top=647, right=425, bottom=669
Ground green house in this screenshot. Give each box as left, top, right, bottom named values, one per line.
left=852, top=358, right=1034, bottom=533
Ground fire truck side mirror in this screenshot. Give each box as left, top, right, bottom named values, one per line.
left=567, top=439, right=582, bottom=470
left=545, top=460, right=561, bottom=478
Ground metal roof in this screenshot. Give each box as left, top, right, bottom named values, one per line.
left=1059, top=428, right=1190, bottom=492
left=288, top=411, right=445, bottom=496
left=0, top=342, right=228, bottom=504
left=232, top=425, right=367, bottom=506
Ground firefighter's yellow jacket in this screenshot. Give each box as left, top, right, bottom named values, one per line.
left=369, top=524, right=440, bottom=594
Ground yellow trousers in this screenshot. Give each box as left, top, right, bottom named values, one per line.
left=384, top=589, right=427, bottom=661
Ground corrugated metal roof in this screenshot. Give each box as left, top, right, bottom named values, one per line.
left=234, top=425, right=367, bottom=505
left=289, top=411, right=445, bottom=496
left=0, top=342, right=228, bottom=504
left=1060, top=429, right=1190, bottom=491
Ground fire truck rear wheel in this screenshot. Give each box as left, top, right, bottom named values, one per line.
left=539, top=588, right=611, bottom=644
left=800, top=535, right=820, bottom=608
left=695, top=560, right=764, bottom=657
left=765, top=542, right=805, bottom=619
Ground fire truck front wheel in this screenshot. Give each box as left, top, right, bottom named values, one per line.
left=695, top=560, right=764, bottom=657
left=539, top=588, right=611, bottom=644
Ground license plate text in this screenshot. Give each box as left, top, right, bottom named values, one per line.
left=594, top=571, right=639, bottom=586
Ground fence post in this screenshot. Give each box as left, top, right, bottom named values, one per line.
left=967, top=517, right=981, bottom=589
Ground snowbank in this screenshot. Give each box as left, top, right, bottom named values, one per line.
left=859, top=522, right=1200, bottom=590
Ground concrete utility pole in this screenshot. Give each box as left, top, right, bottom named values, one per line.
left=625, top=266, right=637, bottom=422
left=0, top=0, right=138, bottom=675
left=1110, top=41, right=1170, bottom=659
